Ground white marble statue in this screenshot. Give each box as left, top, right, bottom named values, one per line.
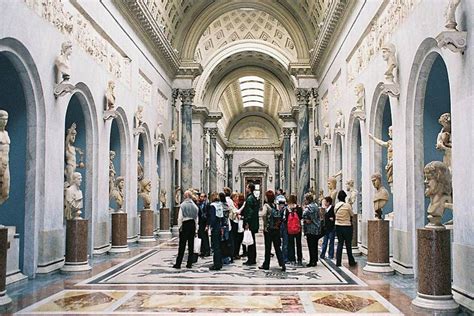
left=168, top=130, right=177, bottom=151
left=105, top=80, right=116, bottom=111
left=160, top=189, right=167, bottom=208
left=137, top=149, right=144, bottom=183
left=424, top=161, right=452, bottom=228
left=110, top=176, right=125, bottom=212
left=175, top=186, right=181, bottom=205
left=55, top=41, right=72, bottom=85
left=134, top=105, right=144, bottom=129
left=155, top=122, right=164, bottom=145
left=327, top=177, right=337, bottom=205
left=436, top=113, right=452, bottom=171
left=369, top=126, right=393, bottom=190
left=346, top=180, right=358, bottom=207
left=139, top=178, right=152, bottom=210
left=64, top=123, right=84, bottom=187
left=0, top=110, right=10, bottom=205
left=371, top=173, right=389, bottom=219
left=323, top=122, right=331, bottom=140
left=355, top=83, right=365, bottom=111
left=445, top=0, right=461, bottom=30
left=109, top=150, right=116, bottom=196
left=381, top=43, right=397, bottom=83
left=335, top=109, right=345, bottom=130
left=64, top=172, right=83, bottom=220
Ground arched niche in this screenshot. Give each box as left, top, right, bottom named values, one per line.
left=334, top=134, right=343, bottom=190
left=321, top=143, right=330, bottom=193
left=0, top=37, right=46, bottom=277
left=63, top=84, right=98, bottom=255
left=136, top=123, right=152, bottom=212
left=348, top=117, right=363, bottom=213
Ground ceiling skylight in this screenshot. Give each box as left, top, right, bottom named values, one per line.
left=239, top=76, right=264, bottom=108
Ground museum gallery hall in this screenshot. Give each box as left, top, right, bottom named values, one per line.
left=0, top=0, right=473, bottom=315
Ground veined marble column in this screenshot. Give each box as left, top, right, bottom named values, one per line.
left=274, top=153, right=281, bottom=190
left=209, top=128, right=218, bottom=193
left=282, top=128, right=292, bottom=194
left=179, top=89, right=194, bottom=191
left=296, top=88, right=311, bottom=204
left=226, top=153, right=233, bottom=190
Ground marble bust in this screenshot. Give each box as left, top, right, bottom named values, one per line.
left=327, top=176, right=337, bottom=205
left=0, top=110, right=10, bottom=205
left=424, top=161, right=452, bottom=228
left=335, top=109, right=345, bottom=130
left=436, top=113, right=452, bottom=171
left=371, top=173, right=389, bottom=219
left=105, top=80, right=116, bottom=111
left=55, top=41, right=72, bottom=84
left=346, top=180, right=358, bottom=207
left=64, top=172, right=83, bottom=220
left=381, top=43, right=397, bottom=84
left=111, top=176, right=125, bottom=212
left=369, top=126, right=393, bottom=189
left=139, top=179, right=152, bottom=210
left=160, top=189, right=167, bottom=208
left=64, top=123, right=84, bottom=187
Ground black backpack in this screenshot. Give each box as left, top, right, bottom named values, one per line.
left=267, top=204, right=282, bottom=230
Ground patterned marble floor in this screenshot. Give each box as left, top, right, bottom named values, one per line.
left=5, top=236, right=438, bottom=315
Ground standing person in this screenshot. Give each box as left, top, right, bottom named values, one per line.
left=320, top=196, right=336, bottom=260
left=335, top=190, right=357, bottom=267
left=197, top=193, right=211, bottom=257
left=219, top=192, right=232, bottom=264
left=302, top=193, right=321, bottom=267
left=243, top=183, right=259, bottom=265
left=237, top=193, right=247, bottom=257
left=287, top=194, right=303, bottom=266
left=173, top=190, right=199, bottom=269
left=224, top=188, right=239, bottom=261
left=277, top=195, right=289, bottom=264
left=208, top=192, right=223, bottom=271
left=259, top=190, right=286, bottom=271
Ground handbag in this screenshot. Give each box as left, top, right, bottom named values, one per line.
left=193, top=236, right=201, bottom=254
left=242, top=229, right=254, bottom=246
left=238, top=219, right=244, bottom=233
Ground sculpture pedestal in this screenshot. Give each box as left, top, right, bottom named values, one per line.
left=363, top=219, right=394, bottom=274
left=139, top=209, right=155, bottom=243
left=352, top=214, right=361, bottom=256
left=158, top=208, right=172, bottom=239
left=0, top=227, right=11, bottom=307
left=412, top=228, right=458, bottom=312
left=109, top=212, right=130, bottom=254
left=171, top=206, right=180, bottom=237
left=61, top=219, right=91, bottom=272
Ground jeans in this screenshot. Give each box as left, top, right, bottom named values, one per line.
left=336, top=225, right=356, bottom=266
left=175, top=220, right=196, bottom=267
left=320, top=229, right=335, bottom=259
left=210, top=228, right=222, bottom=269
left=288, top=232, right=303, bottom=262
left=262, top=230, right=285, bottom=268
left=306, top=234, right=320, bottom=265
left=280, top=224, right=289, bottom=263
left=246, top=230, right=257, bottom=264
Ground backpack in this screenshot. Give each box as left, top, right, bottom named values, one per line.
left=287, top=210, right=301, bottom=235
left=267, top=204, right=282, bottom=230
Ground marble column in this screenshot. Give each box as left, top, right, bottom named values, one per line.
left=282, top=128, right=292, bottom=194
left=226, top=153, right=233, bottom=190
left=275, top=153, right=281, bottom=190
left=180, top=89, right=194, bottom=191
left=296, top=88, right=311, bottom=204
left=209, top=128, right=218, bottom=193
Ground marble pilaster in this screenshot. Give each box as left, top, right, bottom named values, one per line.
left=208, top=128, right=218, bottom=193
left=226, top=153, right=233, bottom=190
left=296, top=88, right=311, bottom=204
left=179, top=89, right=195, bottom=192
left=282, top=128, right=292, bottom=194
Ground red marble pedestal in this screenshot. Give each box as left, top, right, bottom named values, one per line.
left=363, top=219, right=394, bottom=274
left=412, top=228, right=458, bottom=312
left=61, top=219, right=91, bottom=272
left=0, top=227, right=11, bottom=307
left=109, top=212, right=130, bottom=254
left=158, top=208, right=172, bottom=239
left=171, top=206, right=180, bottom=237
left=139, top=209, right=155, bottom=243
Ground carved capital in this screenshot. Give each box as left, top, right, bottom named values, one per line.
left=295, top=88, right=312, bottom=105
left=436, top=30, right=467, bottom=54
left=282, top=127, right=293, bottom=138
left=208, top=127, right=218, bottom=138
left=179, top=88, right=195, bottom=105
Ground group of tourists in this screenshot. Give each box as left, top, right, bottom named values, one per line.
left=172, top=184, right=357, bottom=271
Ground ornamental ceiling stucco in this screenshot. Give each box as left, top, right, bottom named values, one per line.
left=194, top=9, right=297, bottom=65
left=228, top=115, right=279, bottom=147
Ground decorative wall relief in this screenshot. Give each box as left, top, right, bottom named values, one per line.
left=138, top=71, right=152, bottom=106
left=24, top=0, right=132, bottom=86
left=346, top=0, right=422, bottom=83
left=134, top=106, right=145, bottom=135
left=334, top=109, right=345, bottom=136
left=104, top=80, right=117, bottom=120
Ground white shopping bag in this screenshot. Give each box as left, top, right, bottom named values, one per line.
left=238, top=219, right=244, bottom=233
left=242, top=229, right=254, bottom=246
left=194, top=237, right=201, bottom=254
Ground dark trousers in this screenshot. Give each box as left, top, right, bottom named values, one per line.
left=320, top=229, right=336, bottom=259
left=306, top=234, right=320, bottom=265
left=280, top=224, right=288, bottom=263
left=231, top=221, right=240, bottom=257
left=211, top=228, right=222, bottom=268
left=262, top=230, right=285, bottom=268
left=175, top=220, right=196, bottom=267
left=198, top=225, right=210, bottom=256
left=234, top=231, right=244, bottom=257
left=288, top=232, right=303, bottom=262
left=336, top=225, right=356, bottom=266
left=246, top=230, right=257, bottom=263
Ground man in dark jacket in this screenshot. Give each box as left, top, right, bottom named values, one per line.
left=243, top=183, right=259, bottom=265
left=197, top=193, right=211, bottom=257
left=320, top=196, right=336, bottom=260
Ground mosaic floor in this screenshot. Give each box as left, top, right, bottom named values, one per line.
left=7, top=236, right=431, bottom=315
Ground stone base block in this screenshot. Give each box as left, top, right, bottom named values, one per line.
left=108, top=245, right=130, bottom=254
left=366, top=219, right=390, bottom=262
left=157, top=231, right=172, bottom=239
left=65, top=219, right=89, bottom=265
left=160, top=208, right=170, bottom=231
left=139, top=209, right=155, bottom=243
left=6, top=270, right=28, bottom=285
left=412, top=293, right=459, bottom=313
left=36, top=259, right=65, bottom=274
left=61, top=261, right=92, bottom=273
left=93, top=244, right=111, bottom=255
left=172, top=206, right=179, bottom=226
left=111, top=212, right=128, bottom=248
left=171, top=226, right=179, bottom=237
left=0, top=290, right=11, bottom=307
left=363, top=261, right=394, bottom=274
